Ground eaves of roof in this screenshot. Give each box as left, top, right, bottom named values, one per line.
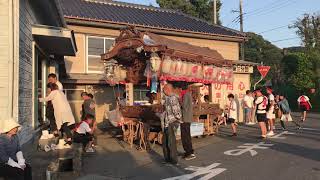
left=65, top=17, right=247, bottom=43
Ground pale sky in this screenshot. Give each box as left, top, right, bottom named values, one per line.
left=116, top=0, right=320, bottom=48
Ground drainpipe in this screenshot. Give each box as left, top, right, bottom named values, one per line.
left=41, top=58, right=47, bottom=121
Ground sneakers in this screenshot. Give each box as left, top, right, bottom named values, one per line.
left=86, top=147, right=95, bottom=153
left=230, top=133, right=237, bottom=137
left=184, top=154, right=196, bottom=161
left=266, top=131, right=275, bottom=136
left=247, top=122, right=255, bottom=125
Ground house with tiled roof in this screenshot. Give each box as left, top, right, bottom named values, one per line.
left=0, top=0, right=77, bottom=144
left=58, top=0, right=254, bottom=122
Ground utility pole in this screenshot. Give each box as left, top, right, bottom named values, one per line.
left=239, top=0, right=245, bottom=60
left=213, top=0, right=217, bottom=24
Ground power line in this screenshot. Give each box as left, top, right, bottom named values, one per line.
left=245, top=0, right=293, bottom=17
left=249, top=1, right=296, bottom=18
left=257, top=25, right=289, bottom=34
left=271, top=37, right=300, bottom=43
left=226, top=15, right=240, bottom=27
left=245, top=0, right=279, bottom=15
left=243, top=0, right=296, bottom=22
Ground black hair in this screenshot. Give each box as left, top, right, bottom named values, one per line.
left=88, top=93, right=94, bottom=99
left=85, top=114, right=94, bottom=120
left=81, top=92, right=88, bottom=97
left=246, top=90, right=251, bottom=95
left=46, top=83, right=59, bottom=91
left=204, top=95, right=209, bottom=102
left=227, top=93, right=235, bottom=99
left=48, top=73, right=57, bottom=79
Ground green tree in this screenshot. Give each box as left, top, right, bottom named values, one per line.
left=291, top=13, right=320, bottom=51
left=156, top=0, right=222, bottom=25
left=244, top=32, right=284, bottom=85
left=285, top=53, right=315, bottom=91
left=292, top=13, right=320, bottom=89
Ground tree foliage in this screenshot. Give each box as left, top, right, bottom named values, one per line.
left=291, top=13, right=320, bottom=89
left=244, top=32, right=284, bottom=85
left=156, top=0, right=222, bottom=25
left=291, top=13, right=320, bottom=51
left=282, top=53, right=315, bottom=91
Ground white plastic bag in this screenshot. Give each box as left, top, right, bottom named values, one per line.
left=107, top=109, right=124, bottom=127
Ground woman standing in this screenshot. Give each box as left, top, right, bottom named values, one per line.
left=39, top=83, right=75, bottom=145
left=0, top=118, right=32, bottom=180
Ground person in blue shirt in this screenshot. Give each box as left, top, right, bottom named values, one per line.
left=0, top=118, right=32, bottom=180
left=278, top=94, right=301, bottom=130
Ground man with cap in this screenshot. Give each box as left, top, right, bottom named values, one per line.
left=0, top=118, right=32, bottom=180
left=254, top=89, right=268, bottom=139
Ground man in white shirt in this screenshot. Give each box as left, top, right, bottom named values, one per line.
left=254, top=89, right=268, bottom=139
left=243, top=90, right=254, bottom=125
left=266, top=87, right=275, bottom=136
left=48, top=73, right=63, bottom=91
left=227, top=94, right=238, bottom=137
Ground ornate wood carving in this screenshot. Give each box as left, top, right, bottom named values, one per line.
left=126, top=58, right=146, bottom=84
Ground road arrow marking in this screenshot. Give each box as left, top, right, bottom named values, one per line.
left=269, top=131, right=295, bottom=139
left=162, top=163, right=226, bottom=180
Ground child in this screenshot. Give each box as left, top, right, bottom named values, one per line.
left=73, top=114, right=95, bottom=153
left=279, top=95, right=301, bottom=130
left=226, top=94, right=238, bottom=136
left=218, top=106, right=228, bottom=126
left=297, top=94, right=312, bottom=122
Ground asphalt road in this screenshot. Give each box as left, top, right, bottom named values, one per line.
left=79, top=114, right=320, bottom=180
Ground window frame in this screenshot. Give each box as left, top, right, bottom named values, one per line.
left=133, top=88, right=150, bottom=102
left=86, top=35, right=115, bottom=74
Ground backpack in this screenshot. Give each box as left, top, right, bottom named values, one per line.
left=256, top=96, right=268, bottom=111
left=299, top=96, right=307, bottom=104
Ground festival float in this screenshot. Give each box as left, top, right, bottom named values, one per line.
left=101, top=27, right=236, bottom=150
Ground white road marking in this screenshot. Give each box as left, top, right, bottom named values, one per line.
left=269, top=131, right=295, bottom=139
left=224, top=142, right=274, bottom=156
left=301, top=127, right=320, bottom=132
left=162, top=163, right=226, bottom=180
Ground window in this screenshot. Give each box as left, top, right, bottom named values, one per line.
left=133, top=89, right=150, bottom=102
left=87, top=36, right=115, bottom=73
left=64, top=89, right=85, bottom=102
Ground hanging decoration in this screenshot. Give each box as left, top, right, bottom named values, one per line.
left=150, top=52, right=161, bottom=72
left=104, top=59, right=127, bottom=85
left=158, top=58, right=234, bottom=84
left=104, top=59, right=118, bottom=86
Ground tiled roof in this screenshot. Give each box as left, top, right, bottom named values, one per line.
left=58, top=0, right=245, bottom=39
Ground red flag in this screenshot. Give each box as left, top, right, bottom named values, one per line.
left=257, top=66, right=270, bottom=78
